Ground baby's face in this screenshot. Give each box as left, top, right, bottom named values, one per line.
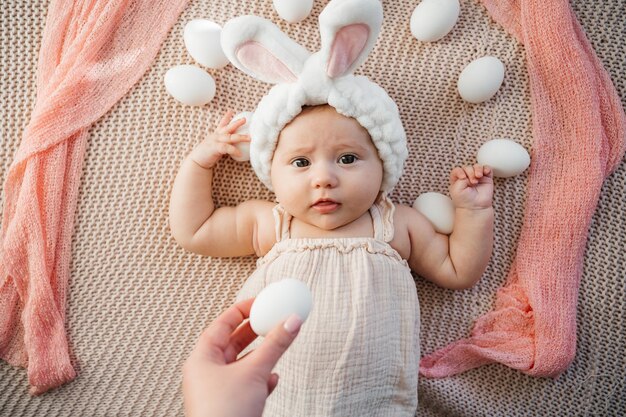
left=270, top=105, right=383, bottom=231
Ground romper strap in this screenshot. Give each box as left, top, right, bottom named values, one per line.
left=272, top=204, right=292, bottom=242
left=370, top=192, right=395, bottom=242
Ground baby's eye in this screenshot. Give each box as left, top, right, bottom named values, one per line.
left=338, top=154, right=358, bottom=164
left=291, top=158, right=310, bottom=168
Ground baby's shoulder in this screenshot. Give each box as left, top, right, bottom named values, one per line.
left=393, top=202, right=438, bottom=236
left=392, top=202, right=433, bottom=230
left=389, top=204, right=415, bottom=259
left=389, top=203, right=436, bottom=259
left=392, top=203, right=418, bottom=229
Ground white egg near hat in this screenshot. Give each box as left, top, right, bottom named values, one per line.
left=183, top=19, right=229, bottom=69
left=220, top=0, right=408, bottom=194
left=410, top=0, right=460, bottom=42
left=273, top=0, right=314, bottom=23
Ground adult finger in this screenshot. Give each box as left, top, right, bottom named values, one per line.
left=267, top=373, right=279, bottom=395
left=224, top=320, right=258, bottom=363
left=243, top=314, right=303, bottom=376
left=195, top=298, right=255, bottom=359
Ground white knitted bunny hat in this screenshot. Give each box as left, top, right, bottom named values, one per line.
left=221, top=0, right=407, bottom=193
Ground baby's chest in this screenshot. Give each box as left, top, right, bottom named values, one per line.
left=259, top=244, right=412, bottom=288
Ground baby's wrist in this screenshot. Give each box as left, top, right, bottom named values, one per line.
left=191, top=159, right=215, bottom=170
left=189, top=148, right=218, bottom=170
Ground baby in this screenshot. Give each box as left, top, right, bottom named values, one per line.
left=170, top=105, right=493, bottom=415
left=170, top=1, right=493, bottom=415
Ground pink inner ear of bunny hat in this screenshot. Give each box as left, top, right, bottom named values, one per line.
left=237, top=41, right=298, bottom=83
left=327, top=24, right=369, bottom=77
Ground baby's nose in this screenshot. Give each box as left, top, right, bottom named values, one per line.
left=311, top=163, right=338, bottom=188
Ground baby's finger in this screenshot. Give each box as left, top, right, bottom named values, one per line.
left=473, top=164, right=484, bottom=179
left=217, top=110, right=235, bottom=128
left=225, top=116, right=247, bottom=133
left=229, top=134, right=251, bottom=144
left=216, top=133, right=250, bottom=144
left=483, top=165, right=493, bottom=177
left=463, top=165, right=477, bottom=184
left=450, top=167, right=467, bottom=184
left=219, top=142, right=243, bottom=158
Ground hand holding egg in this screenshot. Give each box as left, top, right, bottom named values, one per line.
left=189, top=110, right=250, bottom=169
left=250, top=278, right=313, bottom=337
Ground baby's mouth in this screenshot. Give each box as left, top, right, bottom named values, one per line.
left=311, top=199, right=341, bottom=214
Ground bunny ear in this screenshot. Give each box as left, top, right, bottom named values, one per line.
left=221, top=16, right=312, bottom=84
left=319, top=0, right=383, bottom=78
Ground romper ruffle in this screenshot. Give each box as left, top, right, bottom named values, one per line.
left=237, top=194, right=420, bottom=417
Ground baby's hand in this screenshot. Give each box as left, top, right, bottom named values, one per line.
left=449, top=164, right=494, bottom=210
left=190, top=110, right=251, bottom=169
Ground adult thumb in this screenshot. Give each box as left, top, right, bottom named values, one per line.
left=246, top=314, right=303, bottom=376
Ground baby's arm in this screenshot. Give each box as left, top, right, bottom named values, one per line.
left=169, top=110, right=269, bottom=257
left=404, top=164, right=494, bottom=290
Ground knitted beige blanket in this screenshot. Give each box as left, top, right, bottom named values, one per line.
left=1, top=0, right=624, bottom=415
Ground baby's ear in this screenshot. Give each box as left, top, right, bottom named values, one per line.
left=318, top=0, right=383, bottom=78
left=221, top=16, right=311, bottom=84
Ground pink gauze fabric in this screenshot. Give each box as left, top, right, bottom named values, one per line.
left=0, top=0, right=190, bottom=395
left=420, top=0, right=626, bottom=378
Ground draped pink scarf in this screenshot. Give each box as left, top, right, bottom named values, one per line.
left=420, top=0, right=626, bottom=378
left=0, top=0, right=189, bottom=394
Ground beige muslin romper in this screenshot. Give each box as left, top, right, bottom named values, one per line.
left=236, top=196, right=420, bottom=417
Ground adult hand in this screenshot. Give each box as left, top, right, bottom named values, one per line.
left=182, top=297, right=303, bottom=417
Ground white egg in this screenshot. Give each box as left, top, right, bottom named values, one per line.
left=183, top=19, right=229, bottom=69
left=410, top=0, right=460, bottom=42
left=413, top=192, right=455, bottom=235
left=457, top=56, right=505, bottom=103
left=231, top=111, right=254, bottom=162
left=476, top=139, right=530, bottom=178
left=250, top=278, right=313, bottom=337
left=164, top=65, right=215, bottom=106
left=273, top=0, right=314, bottom=23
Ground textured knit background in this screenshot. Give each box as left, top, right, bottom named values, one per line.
left=1, top=0, right=624, bottom=416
